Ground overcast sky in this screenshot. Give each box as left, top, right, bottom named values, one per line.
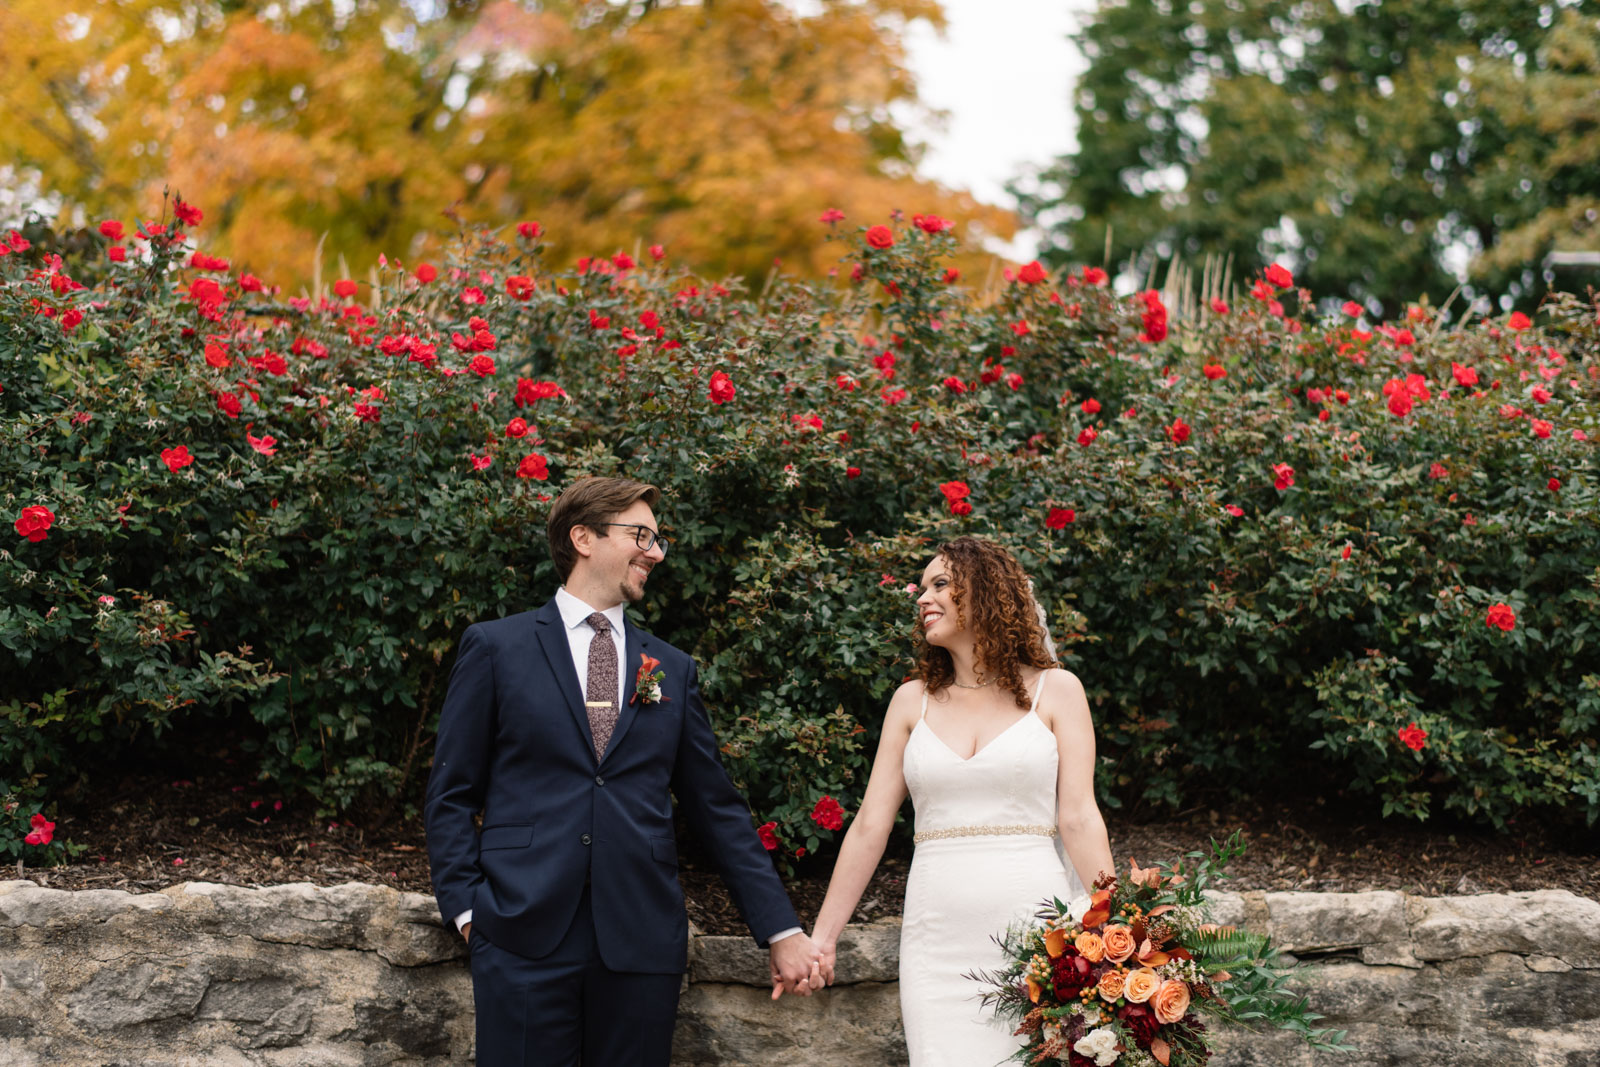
left=898, top=0, right=1098, bottom=259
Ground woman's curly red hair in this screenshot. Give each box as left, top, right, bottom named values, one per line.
left=917, top=536, right=1058, bottom=709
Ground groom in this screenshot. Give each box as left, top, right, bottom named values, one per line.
left=424, top=476, right=821, bottom=1066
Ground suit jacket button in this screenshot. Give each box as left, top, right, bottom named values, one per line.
left=581, top=834, right=592, bottom=846
left=595, top=775, right=605, bottom=786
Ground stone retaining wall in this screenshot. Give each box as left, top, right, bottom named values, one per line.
left=1, top=879, right=1596, bottom=1066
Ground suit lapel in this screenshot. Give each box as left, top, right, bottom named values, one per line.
left=602, top=619, right=647, bottom=765
left=533, top=598, right=595, bottom=761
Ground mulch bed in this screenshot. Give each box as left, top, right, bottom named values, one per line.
left=18, top=764, right=1597, bottom=935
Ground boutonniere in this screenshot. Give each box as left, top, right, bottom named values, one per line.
left=632, top=653, right=668, bottom=706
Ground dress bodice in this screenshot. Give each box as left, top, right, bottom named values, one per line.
left=902, top=674, right=1059, bottom=835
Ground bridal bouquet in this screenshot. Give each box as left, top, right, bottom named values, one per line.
left=973, top=833, right=1347, bottom=1066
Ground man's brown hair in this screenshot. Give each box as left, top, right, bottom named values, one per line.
left=546, top=476, right=662, bottom=582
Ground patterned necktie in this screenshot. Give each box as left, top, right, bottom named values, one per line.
left=585, top=612, right=619, bottom=760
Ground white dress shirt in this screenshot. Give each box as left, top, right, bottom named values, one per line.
left=455, top=588, right=799, bottom=945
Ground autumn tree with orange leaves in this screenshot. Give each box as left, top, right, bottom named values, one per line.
left=0, top=0, right=1011, bottom=288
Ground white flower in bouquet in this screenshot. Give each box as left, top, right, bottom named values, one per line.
left=1073, top=1026, right=1121, bottom=1066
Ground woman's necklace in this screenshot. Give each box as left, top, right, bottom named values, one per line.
left=951, top=675, right=994, bottom=689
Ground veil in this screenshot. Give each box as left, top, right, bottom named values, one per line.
left=1026, top=579, right=1057, bottom=660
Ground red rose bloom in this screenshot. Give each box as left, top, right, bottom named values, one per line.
left=709, top=371, right=736, bottom=405
left=1272, top=463, right=1295, bottom=491
left=516, top=453, right=550, bottom=480
left=1046, top=507, right=1075, bottom=529
left=1507, top=311, right=1532, bottom=331
left=1397, top=722, right=1428, bottom=751
left=160, top=446, right=194, bottom=472
left=943, top=376, right=966, bottom=394
left=1080, top=398, right=1101, bottom=414
left=1202, top=363, right=1227, bottom=380
left=1549, top=477, right=1562, bottom=492
left=1264, top=263, right=1294, bottom=289
left=14, top=505, right=55, bottom=543
left=1452, top=362, right=1478, bottom=387
left=173, top=199, right=203, bottom=226
left=810, top=795, right=845, bottom=831
left=506, top=417, right=530, bottom=438
left=506, top=275, right=535, bottom=300
left=1138, top=289, right=1168, bottom=343
left=1531, top=419, right=1553, bottom=439
left=1342, top=301, right=1363, bottom=317
left=846, top=467, right=861, bottom=479
left=416, top=263, right=437, bottom=283
left=1485, top=603, right=1516, bottom=631
left=864, top=225, right=894, bottom=249
left=99, top=220, right=124, bottom=240
left=1224, top=504, right=1244, bottom=517
left=1051, top=947, right=1093, bottom=999
left=467, top=354, right=497, bottom=377
left=216, top=393, right=242, bottom=419
left=1077, top=426, right=1098, bottom=447
left=950, top=499, right=973, bottom=517
left=1082, top=266, right=1108, bottom=286
left=517, top=221, right=543, bottom=239
left=23, top=813, right=55, bottom=847
left=819, top=208, right=845, bottom=224
left=1017, top=260, right=1047, bottom=285
left=1166, top=418, right=1191, bottom=444
left=333, top=279, right=357, bottom=299
left=757, top=821, right=780, bottom=850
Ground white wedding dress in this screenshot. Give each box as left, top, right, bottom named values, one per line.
left=899, top=671, right=1088, bottom=1067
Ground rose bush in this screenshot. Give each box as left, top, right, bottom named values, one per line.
left=2, top=202, right=1596, bottom=863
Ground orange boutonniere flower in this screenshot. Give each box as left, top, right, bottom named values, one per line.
left=632, top=653, right=667, bottom=706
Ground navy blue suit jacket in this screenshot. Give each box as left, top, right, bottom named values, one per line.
left=423, top=597, right=798, bottom=972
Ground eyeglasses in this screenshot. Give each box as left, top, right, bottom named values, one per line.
left=594, top=523, right=672, bottom=556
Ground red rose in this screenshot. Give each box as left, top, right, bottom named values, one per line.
left=1082, top=266, right=1108, bottom=286
left=1137, top=289, right=1168, bottom=343
left=354, top=402, right=381, bottom=424
left=1018, top=260, right=1047, bottom=285
left=333, top=279, right=357, bottom=299
left=1011, top=319, right=1031, bottom=336
left=649, top=244, right=665, bottom=260
left=612, top=252, right=635, bottom=271
left=846, top=467, right=861, bottom=479
left=864, top=225, right=894, bottom=249
left=23, top=813, right=55, bottom=847
left=469, top=453, right=492, bottom=471
left=14, top=505, right=55, bottom=543
left=1428, top=462, right=1448, bottom=480
left=818, top=209, right=845, bottom=224
left=913, top=213, right=952, bottom=233
left=709, top=371, right=736, bottom=405
left=160, top=446, right=194, bottom=472
left=506, top=417, right=530, bottom=438
left=1046, top=507, right=1075, bottom=529
left=247, top=432, right=278, bottom=457
left=1549, top=477, right=1561, bottom=492
left=1485, top=603, right=1516, bottom=631
left=506, top=275, right=535, bottom=300
left=1397, top=722, right=1428, bottom=751
left=173, top=199, right=203, bottom=226
left=944, top=268, right=960, bottom=284
left=1342, top=301, right=1363, bottom=317
left=517, top=221, right=543, bottom=239
left=950, top=499, right=973, bottom=517
left=1202, top=363, right=1227, bottom=380
left=1005, top=372, right=1022, bottom=390
left=416, top=263, right=437, bottom=283
left=1452, top=362, right=1478, bottom=387
left=757, top=821, right=780, bottom=850
left=514, top=379, right=566, bottom=405
left=1388, top=392, right=1413, bottom=418
left=810, top=795, right=845, bottom=831
left=943, top=376, right=966, bottom=394
left=1166, top=418, right=1191, bottom=444
left=1077, top=426, right=1098, bottom=447
left=1264, top=263, right=1293, bottom=289
left=99, top=220, right=124, bottom=240
left=1507, top=311, right=1532, bottom=331
left=1531, top=419, right=1553, bottom=439
left=1080, top=397, right=1101, bottom=414
left=108, top=245, right=127, bottom=262
left=216, top=392, right=242, bottom=419
left=1393, top=328, right=1415, bottom=346
left=61, top=308, right=84, bottom=331
left=1272, top=463, right=1295, bottom=491
left=1531, top=387, right=1552, bottom=404
left=881, top=388, right=908, bottom=405
left=516, top=453, right=550, bottom=480
left=467, top=354, right=497, bottom=377
left=939, top=481, right=970, bottom=503
left=1210, top=298, right=1229, bottom=314
left=1224, top=504, right=1244, bottom=517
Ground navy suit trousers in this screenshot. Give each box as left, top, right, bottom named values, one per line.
left=470, top=887, right=682, bottom=1067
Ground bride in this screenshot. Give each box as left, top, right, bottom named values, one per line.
left=810, top=536, right=1115, bottom=1066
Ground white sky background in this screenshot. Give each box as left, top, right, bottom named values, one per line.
left=897, top=0, right=1100, bottom=261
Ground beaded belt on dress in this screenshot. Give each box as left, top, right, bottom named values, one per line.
left=913, top=824, right=1058, bottom=844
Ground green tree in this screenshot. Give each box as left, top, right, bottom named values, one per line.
left=1017, top=0, right=1600, bottom=315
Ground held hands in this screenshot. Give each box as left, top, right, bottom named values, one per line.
left=813, top=937, right=837, bottom=986
left=768, top=932, right=828, bottom=1000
